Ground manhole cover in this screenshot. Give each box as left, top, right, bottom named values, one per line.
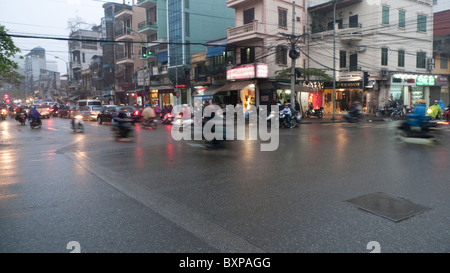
left=345, top=192, right=431, bottom=222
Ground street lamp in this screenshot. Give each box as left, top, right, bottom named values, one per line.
left=54, top=56, right=70, bottom=82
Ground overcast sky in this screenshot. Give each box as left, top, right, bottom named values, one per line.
left=0, top=0, right=128, bottom=74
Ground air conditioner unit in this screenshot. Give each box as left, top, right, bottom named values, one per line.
left=428, top=58, right=435, bottom=65
left=356, top=46, right=366, bottom=52
left=381, top=69, right=389, bottom=76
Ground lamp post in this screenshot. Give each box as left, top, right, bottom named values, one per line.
left=54, top=56, right=70, bottom=82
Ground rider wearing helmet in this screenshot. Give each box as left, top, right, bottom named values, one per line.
left=28, top=105, right=41, bottom=121
left=142, top=103, right=156, bottom=123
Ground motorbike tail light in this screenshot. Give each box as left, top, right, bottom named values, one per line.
left=437, top=121, right=449, bottom=125
left=134, top=111, right=139, bottom=116
left=167, top=114, right=172, bottom=118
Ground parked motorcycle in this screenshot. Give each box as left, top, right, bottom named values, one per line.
left=29, top=118, right=42, bottom=129
left=304, top=107, right=324, bottom=119
left=0, top=108, right=7, bottom=120
left=71, top=114, right=84, bottom=133
left=17, top=112, right=27, bottom=125
left=443, top=105, right=450, bottom=122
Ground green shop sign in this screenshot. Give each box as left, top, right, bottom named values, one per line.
left=416, top=76, right=435, bottom=86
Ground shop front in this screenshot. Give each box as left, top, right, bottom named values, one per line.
left=323, top=81, right=363, bottom=114
left=390, top=74, right=434, bottom=107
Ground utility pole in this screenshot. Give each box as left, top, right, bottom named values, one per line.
left=280, top=1, right=303, bottom=114
left=290, top=1, right=296, bottom=110
left=332, top=0, right=339, bottom=121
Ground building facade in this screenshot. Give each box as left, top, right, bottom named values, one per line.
left=68, top=25, right=103, bottom=101
left=308, top=0, right=434, bottom=114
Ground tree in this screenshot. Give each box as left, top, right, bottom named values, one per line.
left=275, top=67, right=333, bottom=82
left=0, top=25, right=23, bottom=88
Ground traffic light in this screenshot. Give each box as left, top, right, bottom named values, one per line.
left=363, top=72, right=369, bottom=87
left=141, top=46, right=148, bottom=58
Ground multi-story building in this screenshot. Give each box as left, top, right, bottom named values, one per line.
left=24, top=46, right=47, bottom=98
left=223, top=0, right=308, bottom=110
left=102, top=2, right=126, bottom=104
left=136, top=0, right=170, bottom=107
left=113, top=2, right=145, bottom=105
left=163, top=0, right=235, bottom=106
left=432, top=8, right=450, bottom=106
left=308, top=0, right=434, bottom=114
left=68, top=25, right=103, bottom=100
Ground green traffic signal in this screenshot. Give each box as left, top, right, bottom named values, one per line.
left=141, top=46, right=148, bottom=58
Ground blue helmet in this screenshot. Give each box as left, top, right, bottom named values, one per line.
left=33, top=105, right=36, bottom=109
left=145, top=104, right=150, bottom=107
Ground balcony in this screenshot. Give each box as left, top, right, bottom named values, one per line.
left=71, top=61, right=81, bottom=70
left=311, top=23, right=363, bottom=41
left=114, top=28, right=133, bottom=41
left=138, top=20, right=157, bottom=35
left=115, top=6, right=132, bottom=20
left=136, top=0, right=157, bottom=8
left=115, top=52, right=134, bottom=66
left=227, top=20, right=263, bottom=44
left=227, top=0, right=260, bottom=8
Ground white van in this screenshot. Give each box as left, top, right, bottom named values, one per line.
left=77, top=99, right=102, bottom=108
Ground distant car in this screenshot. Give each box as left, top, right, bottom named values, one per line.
left=35, top=104, right=51, bottom=119
left=59, top=105, right=73, bottom=118
left=81, top=105, right=104, bottom=121
left=97, top=105, right=139, bottom=124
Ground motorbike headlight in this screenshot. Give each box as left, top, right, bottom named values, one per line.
left=427, top=108, right=432, bottom=114
left=75, top=115, right=83, bottom=119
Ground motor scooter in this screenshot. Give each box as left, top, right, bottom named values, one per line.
left=304, top=107, right=324, bottom=119
left=344, top=110, right=363, bottom=123
left=1, top=108, right=7, bottom=120
left=29, top=118, right=42, bottom=129
left=442, top=105, right=450, bottom=122
left=162, top=113, right=174, bottom=125
left=71, top=114, right=84, bottom=133
left=112, top=118, right=134, bottom=141
left=142, top=117, right=158, bottom=129
left=17, top=112, right=27, bottom=125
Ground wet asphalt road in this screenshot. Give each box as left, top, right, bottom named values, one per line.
left=0, top=116, right=449, bottom=253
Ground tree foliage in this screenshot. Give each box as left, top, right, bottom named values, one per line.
left=0, top=25, right=23, bottom=88
left=275, top=67, right=333, bottom=82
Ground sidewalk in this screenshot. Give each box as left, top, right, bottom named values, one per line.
left=299, top=113, right=385, bottom=124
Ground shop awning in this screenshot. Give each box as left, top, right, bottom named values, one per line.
left=277, top=82, right=314, bottom=92
left=217, top=80, right=254, bottom=92
left=157, top=51, right=168, bottom=62
left=206, top=45, right=226, bottom=58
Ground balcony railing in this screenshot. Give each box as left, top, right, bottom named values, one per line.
left=228, top=20, right=260, bottom=39
left=311, top=23, right=362, bottom=34
left=138, top=20, right=157, bottom=31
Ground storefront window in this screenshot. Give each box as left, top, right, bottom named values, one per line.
left=411, top=86, right=424, bottom=102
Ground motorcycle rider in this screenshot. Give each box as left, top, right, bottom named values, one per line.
left=14, top=106, right=27, bottom=122
left=349, top=101, right=363, bottom=117
left=428, top=100, right=443, bottom=120
left=401, top=99, right=429, bottom=135
left=282, top=103, right=294, bottom=128
left=28, top=105, right=41, bottom=123
left=70, top=107, right=81, bottom=129
left=113, top=108, right=133, bottom=138
left=142, top=103, right=156, bottom=124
